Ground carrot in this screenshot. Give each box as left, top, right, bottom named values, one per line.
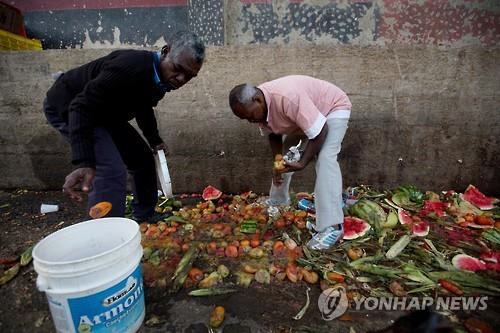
left=439, top=279, right=463, bottom=295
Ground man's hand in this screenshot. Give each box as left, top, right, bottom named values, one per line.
left=272, top=160, right=306, bottom=185
left=153, top=142, right=169, bottom=156
left=63, top=167, right=96, bottom=202
left=280, top=160, right=306, bottom=174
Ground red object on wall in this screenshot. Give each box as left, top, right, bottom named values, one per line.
left=0, top=1, right=26, bottom=36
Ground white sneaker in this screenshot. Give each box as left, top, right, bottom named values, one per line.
left=307, top=225, right=343, bottom=250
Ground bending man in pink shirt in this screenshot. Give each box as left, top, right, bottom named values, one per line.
left=229, top=75, right=351, bottom=250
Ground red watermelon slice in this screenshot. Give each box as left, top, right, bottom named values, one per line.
left=452, top=254, right=487, bottom=272
left=460, top=185, right=498, bottom=210
left=420, top=201, right=448, bottom=217
left=412, top=220, right=430, bottom=237
left=343, top=216, right=371, bottom=240
left=202, top=185, right=222, bottom=201
left=480, top=251, right=500, bottom=263
left=398, top=209, right=430, bottom=237
left=398, top=209, right=413, bottom=225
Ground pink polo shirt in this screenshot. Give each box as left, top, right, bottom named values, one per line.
left=258, top=75, right=351, bottom=139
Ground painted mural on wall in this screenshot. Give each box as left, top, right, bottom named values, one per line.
left=8, top=0, right=500, bottom=48
left=9, top=0, right=223, bottom=48
left=230, top=0, right=500, bottom=46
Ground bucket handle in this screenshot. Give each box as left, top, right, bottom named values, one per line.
left=37, top=276, right=49, bottom=292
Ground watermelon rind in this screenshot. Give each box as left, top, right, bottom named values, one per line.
left=467, top=223, right=494, bottom=229
left=202, top=185, right=222, bottom=201
left=397, top=209, right=413, bottom=225
left=391, top=192, right=420, bottom=211
left=384, top=198, right=401, bottom=210
left=451, top=254, right=487, bottom=271
left=343, top=216, right=371, bottom=240
left=350, top=199, right=386, bottom=231
left=382, top=209, right=398, bottom=229
left=460, top=185, right=498, bottom=210
left=412, top=222, right=430, bottom=237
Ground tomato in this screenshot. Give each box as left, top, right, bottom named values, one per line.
left=274, top=218, right=286, bottom=229
left=188, top=268, right=203, bottom=282
left=222, top=224, right=233, bottom=235
left=250, top=239, right=260, bottom=248
left=285, top=262, right=299, bottom=283
left=207, top=242, right=217, bottom=254
left=225, top=245, right=239, bottom=258
left=139, top=223, right=149, bottom=234
left=326, top=272, right=345, bottom=283
left=273, top=241, right=285, bottom=256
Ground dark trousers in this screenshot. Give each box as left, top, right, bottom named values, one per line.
left=43, top=86, right=157, bottom=220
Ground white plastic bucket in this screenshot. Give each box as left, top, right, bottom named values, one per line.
left=33, top=218, right=145, bottom=333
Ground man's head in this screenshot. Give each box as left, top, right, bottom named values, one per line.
left=159, top=31, right=205, bottom=90
left=228, top=83, right=267, bottom=123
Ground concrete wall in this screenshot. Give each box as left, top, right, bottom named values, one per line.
left=1, top=46, right=499, bottom=194
left=12, top=0, right=500, bottom=48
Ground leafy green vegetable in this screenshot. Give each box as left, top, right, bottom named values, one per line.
left=20, top=246, right=34, bottom=266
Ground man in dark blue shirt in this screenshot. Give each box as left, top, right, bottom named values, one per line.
left=44, top=31, right=205, bottom=221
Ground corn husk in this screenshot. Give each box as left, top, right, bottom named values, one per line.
left=20, top=245, right=34, bottom=266
left=188, top=287, right=237, bottom=296
left=386, top=235, right=411, bottom=259
left=429, top=271, right=500, bottom=294
left=293, top=286, right=311, bottom=320
left=0, top=263, right=20, bottom=285
left=170, top=246, right=198, bottom=292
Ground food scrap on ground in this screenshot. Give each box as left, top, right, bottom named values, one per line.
left=2, top=184, right=499, bottom=332
left=137, top=184, right=500, bottom=302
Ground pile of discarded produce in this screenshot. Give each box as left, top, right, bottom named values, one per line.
left=136, top=184, right=500, bottom=299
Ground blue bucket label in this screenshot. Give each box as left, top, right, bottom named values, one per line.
left=67, top=265, right=144, bottom=333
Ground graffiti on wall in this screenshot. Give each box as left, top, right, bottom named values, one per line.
left=9, top=0, right=500, bottom=48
